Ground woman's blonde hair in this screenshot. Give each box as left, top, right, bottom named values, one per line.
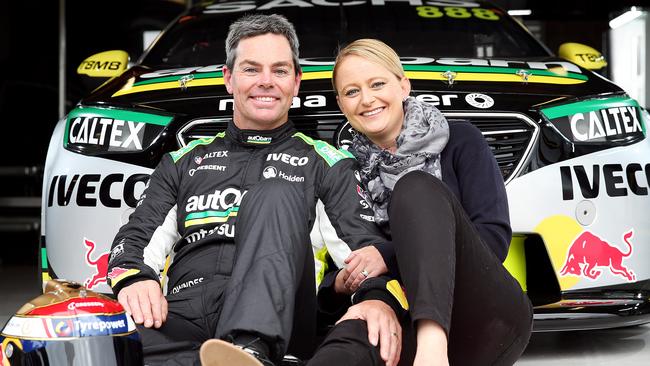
left=332, top=38, right=405, bottom=94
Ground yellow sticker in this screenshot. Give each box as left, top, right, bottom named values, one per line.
left=386, top=280, right=409, bottom=310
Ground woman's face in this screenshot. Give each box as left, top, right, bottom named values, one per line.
left=335, top=55, right=411, bottom=148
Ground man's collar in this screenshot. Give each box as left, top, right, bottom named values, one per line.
left=226, top=120, right=296, bottom=146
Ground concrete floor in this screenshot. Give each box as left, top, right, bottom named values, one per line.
left=1, top=264, right=649, bottom=365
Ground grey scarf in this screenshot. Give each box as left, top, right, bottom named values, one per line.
left=350, top=97, right=449, bottom=224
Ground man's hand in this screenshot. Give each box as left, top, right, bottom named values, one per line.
left=342, top=246, right=388, bottom=292
left=337, top=300, right=401, bottom=366
left=117, top=279, right=167, bottom=328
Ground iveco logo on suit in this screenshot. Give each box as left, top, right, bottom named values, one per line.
left=68, top=117, right=145, bottom=150
left=48, top=174, right=150, bottom=208
left=266, top=153, right=308, bottom=166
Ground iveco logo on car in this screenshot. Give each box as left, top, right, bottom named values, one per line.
left=569, top=107, right=642, bottom=142
left=266, top=153, right=309, bottom=166
left=68, top=117, right=145, bottom=150
left=48, top=173, right=149, bottom=208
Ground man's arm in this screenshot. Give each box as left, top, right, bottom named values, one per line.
left=107, top=154, right=181, bottom=327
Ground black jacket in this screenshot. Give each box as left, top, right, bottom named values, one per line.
left=106, top=120, right=391, bottom=297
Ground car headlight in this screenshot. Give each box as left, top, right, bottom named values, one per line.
left=64, top=106, right=173, bottom=155
left=540, top=95, right=645, bottom=145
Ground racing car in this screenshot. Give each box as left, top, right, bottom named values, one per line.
left=41, top=0, right=650, bottom=331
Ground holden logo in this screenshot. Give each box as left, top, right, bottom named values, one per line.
left=262, top=166, right=277, bottom=179
left=335, top=121, right=355, bottom=151
left=465, top=93, right=494, bottom=109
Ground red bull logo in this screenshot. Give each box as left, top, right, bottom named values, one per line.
left=560, top=229, right=636, bottom=282
left=83, top=238, right=110, bottom=289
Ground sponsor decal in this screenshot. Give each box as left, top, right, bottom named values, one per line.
left=203, top=0, right=482, bottom=14
left=386, top=280, right=409, bottom=310
left=78, top=60, right=123, bottom=71
left=560, top=163, right=650, bottom=200
left=263, top=166, right=278, bottom=179
left=360, top=213, right=375, bottom=222
left=195, top=156, right=203, bottom=164
left=184, top=188, right=246, bottom=228
left=64, top=107, right=171, bottom=152
left=185, top=224, right=236, bottom=243
left=116, top=54, right=587, bottom=97
left=47, top=173, right=149, bottom=208
left=107, top=267, right=140, bottom=287
left=359, top=199, right=370, bottom=209
left=261, top=166, right=304, bottom=182
left=52, top=319, right=74, bottom=337
left=266, top=153, right=309, bottom=166
left=25, top=297, right=122, bottom=316
left=465, top=93, right=494, bottom=109
left=541, top=96, right=645, bottom=143
left=109, top=241, right=125, bottom=263
left=188, top=165, right=226, bottom=176
left=68, top=117, right=145, bottom=149
left=83, top=238, right=110, bottom=290
left=560, top=230, right=636, bottom=282
left=415, top=6, right=499, bottom=20
left=246, top=135, right=272, bottom=144
left=171, top=277, right=204, bottom=294
left=354, top=170, right=361, bottom=182
left=201, top=150, right=229, bottom=160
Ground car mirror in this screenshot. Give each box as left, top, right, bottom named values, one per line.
left=558, top=42, right=607, bottom=70
left=77, top=50, right=129, bottom=77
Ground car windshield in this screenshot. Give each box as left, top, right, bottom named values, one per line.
left=142, top=3, right=551, bottom=68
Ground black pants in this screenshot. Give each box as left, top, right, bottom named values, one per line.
left=389, top=171, right=533, bottom=366
left=138, top=178, right=317, bottom=365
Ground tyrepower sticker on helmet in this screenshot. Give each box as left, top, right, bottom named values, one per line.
left=82, top=238, right=110, bottom=290
left=64, top=106, right=172, bottom=153
left=541, top=96, right=646, bottom=143
left=560, top=229, right=636, bottom=282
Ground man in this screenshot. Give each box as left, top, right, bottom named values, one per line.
left=106, top=14, right=403, bottom=366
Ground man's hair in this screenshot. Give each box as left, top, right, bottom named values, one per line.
left=332, top=38, right=404, bottom=94
left=225, top=14, right=300, bottom=74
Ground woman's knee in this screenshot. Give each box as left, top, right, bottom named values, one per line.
left=390, top=171, right=453, bottom=214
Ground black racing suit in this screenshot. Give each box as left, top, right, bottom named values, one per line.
left=106, top=120, right=401, bottom=363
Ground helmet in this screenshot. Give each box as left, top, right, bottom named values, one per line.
left=1, top=280, right=143, bottom=365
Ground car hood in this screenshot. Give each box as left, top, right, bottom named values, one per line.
left=81, top=56, right=623, bottom=119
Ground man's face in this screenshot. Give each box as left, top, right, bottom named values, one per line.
left=223, top=33, right=301, bottom=131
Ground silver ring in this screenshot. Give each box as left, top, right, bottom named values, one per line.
left=360, top=269, right=370, bottom=278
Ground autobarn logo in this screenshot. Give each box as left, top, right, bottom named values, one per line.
left=67, top=117, right=146, bottom=150
left=185, top=188, right=246, bottom=212
left=568, top=106, right=642, bottom=142
left=47, top=173, right=149, bottom=208
left=266, top=153, right=309, bottom=166
left=247, top=135, right=272, bottom=144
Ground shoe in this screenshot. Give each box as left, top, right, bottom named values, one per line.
left=200, top=339, right=275, bottom=366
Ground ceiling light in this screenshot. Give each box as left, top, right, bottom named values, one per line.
left=609, top=7, right=644, bottom=29
left=508, top=9, right=532, bottom=16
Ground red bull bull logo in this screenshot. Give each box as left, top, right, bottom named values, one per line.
left=82, top=238, right=110, bottom=289
left=560, top=229, right=636, bottom=282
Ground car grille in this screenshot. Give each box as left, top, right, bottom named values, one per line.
left=177, top=112, right=537, bottom=183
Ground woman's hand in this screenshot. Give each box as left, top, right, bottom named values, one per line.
left=341, top=246, right=388, bottom=292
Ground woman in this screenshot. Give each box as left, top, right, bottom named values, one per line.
left=331, top=39, right=533, bottom=366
